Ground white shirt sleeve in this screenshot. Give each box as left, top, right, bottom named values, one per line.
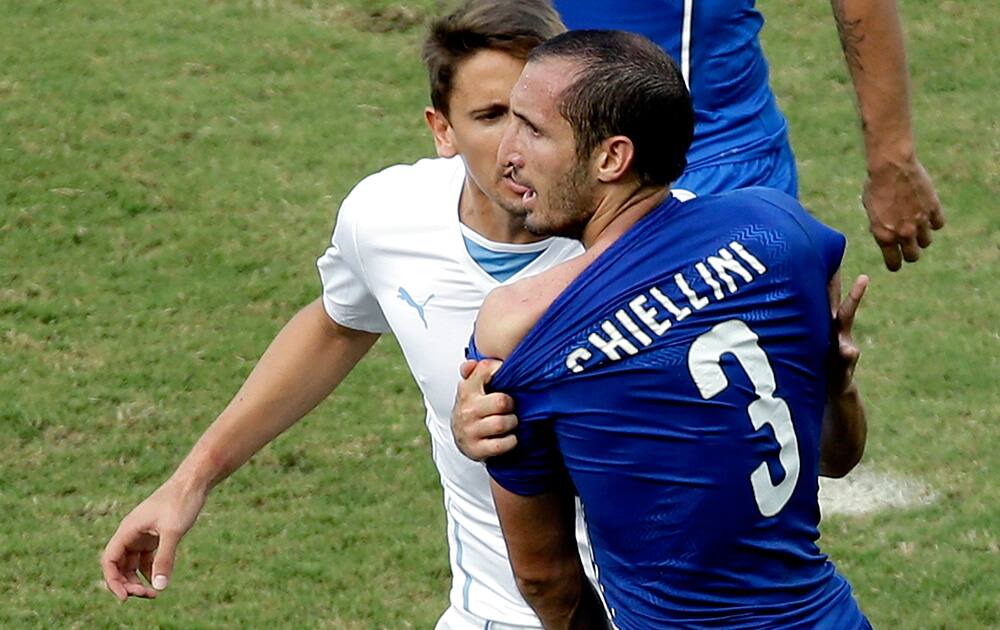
left=316, top=181, right=391, bottom=334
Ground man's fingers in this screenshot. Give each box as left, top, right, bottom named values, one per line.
left=460, top=359, right=503, bottom=393
left=123, top=581, right=159, bottom=599
left=837, top=275, right=869, bottom=333
left=479, top=434, right=519, bottom=459
left=900, top=237, right=921, bottom=263
left=123, top=552, right=142, bottom=584
left=150, top=529, right=180, bottom=592
left=848, top=274, right=869, bottom=303
left=458, top=359, right=477, bottom=380
left=478, top=392, right=514, bottom=417
left=471, top=413, right=518, bottom=440
left=103, top=567, right=130, bottom=602
left=837, top=274, right=869, bottom=332
left=101, top=540, right=126, bottom=578
left=101, top=540, right=132, bottom=602
left=459, top=391, right=514, bottom=423
left=106, top=580, right=128, bottom=602
left=470, top=358, right=504, bottom=387
left=139, top=550, right=155, bottom=584
left=929, top=205, right=946, bottom=230
left=916, top=222, right=933, bottom=248
left=831, top=275, right=868, bottom=395
left=839, top=341, right=861, bottom=366
left=878, top=241, right=903, bottom=272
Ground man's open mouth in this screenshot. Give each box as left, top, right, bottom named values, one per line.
left=504, top=171, right=537, bottom=204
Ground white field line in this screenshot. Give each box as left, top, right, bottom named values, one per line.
left=819, top=465, right=938, bottom=517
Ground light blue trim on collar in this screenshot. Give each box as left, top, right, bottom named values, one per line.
left=462, top=235, right=545, bottom=282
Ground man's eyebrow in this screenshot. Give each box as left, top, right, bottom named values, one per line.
left=469, top=103, right=507, bottom=115
left=512, top=109, right=541, bottom=130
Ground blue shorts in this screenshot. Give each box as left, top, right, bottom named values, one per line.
left=673, top=138, right=798, bottom=198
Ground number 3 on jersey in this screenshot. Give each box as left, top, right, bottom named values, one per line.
left=687, top=319, right=800, bottom=517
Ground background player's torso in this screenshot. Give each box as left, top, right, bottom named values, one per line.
left=554, top=0, right=788, bottom=169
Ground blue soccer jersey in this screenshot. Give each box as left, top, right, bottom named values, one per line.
left=554, top=1, right=794, bottom=191
left=473, top=188, right=869, bottom=628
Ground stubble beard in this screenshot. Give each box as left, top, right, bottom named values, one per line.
left=525, top=158, right=594, bottom=240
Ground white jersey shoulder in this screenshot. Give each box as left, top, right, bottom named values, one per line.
left=337, top=156, right=465, bottom=232
left=316, top=157, right=465, bottom=334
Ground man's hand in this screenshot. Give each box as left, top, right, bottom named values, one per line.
left=101, top=482, right=205, bottom=601
left=98, top=300, right=378, bottom=602
left=828, top=273, right=870, bottom=396
left=863, top=154, right=945, bottom=271
left=451, top=359, right=518, bottom=461
left=821, top=273, right=870, bottom=477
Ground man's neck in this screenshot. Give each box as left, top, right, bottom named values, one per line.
left=580, top=184, right=670, bottom=253
left=458, top=177, right=546, bottom=244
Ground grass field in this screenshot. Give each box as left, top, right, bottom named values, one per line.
left=1, top=0, right=997, bottom=627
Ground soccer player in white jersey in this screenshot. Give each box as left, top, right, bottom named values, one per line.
left=100, top=2, right=581, bottom=628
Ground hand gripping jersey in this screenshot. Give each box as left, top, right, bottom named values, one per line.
left=554, top=1, right=794, bottom=187
left=476, top=188, right=869, bottom=629
left=316, top=156, right=583, bottom=627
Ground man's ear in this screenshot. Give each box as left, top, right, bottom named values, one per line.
left=593, top=135, right=636, bottom=183
left=425, top=107, right=458, bottom=158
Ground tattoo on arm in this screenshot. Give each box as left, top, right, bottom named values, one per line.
left=832, top=0, right=865, bottom=73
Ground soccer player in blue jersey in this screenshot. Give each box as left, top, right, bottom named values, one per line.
left=469, top=30, right=871, bottom=628
left=553, top=0, right=944, bottom=272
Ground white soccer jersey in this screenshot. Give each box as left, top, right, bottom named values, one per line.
left=317, top=156, right=583, bottom=626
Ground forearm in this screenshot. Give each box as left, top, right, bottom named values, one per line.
left=530, top=579, right=610, bottom=630
left=819, top=383, right=867, bottom=478
left=519, top=573, right=608, bottom=630
left=831, top=0, right=914, bottom=166
left=168, top=298, right=378, bottom=496
left=491, top=480, right=609, bottom=629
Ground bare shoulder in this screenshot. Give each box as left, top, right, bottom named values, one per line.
left=475, top=253, right=594, bottom=360
left=475, top=281, right=543, bottom=360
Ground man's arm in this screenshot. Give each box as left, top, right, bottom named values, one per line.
left=491, top=480, right=609, bottom=630
left=819, top=273, right=869, bottom=477
left=101, top=298, right=378, bottom=601
left=820, top=384, right=865, bottom=478
left=830, top=0, right=945, bottom=270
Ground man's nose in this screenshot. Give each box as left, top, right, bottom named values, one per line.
left=497, top=121, right=523, bottom=169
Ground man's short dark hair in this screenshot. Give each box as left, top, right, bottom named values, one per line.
left=422, top=0, right=565, bottom=116
left=529, top=30, right=694, bottom=187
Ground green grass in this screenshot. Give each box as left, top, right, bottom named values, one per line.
left=1, top=0, right=997, bottom=627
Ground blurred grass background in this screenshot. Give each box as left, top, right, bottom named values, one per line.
left=1, top=0, right=997, bottom=627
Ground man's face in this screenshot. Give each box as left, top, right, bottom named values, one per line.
left=428, top=49, right=529, bottom=215
left=497, top=57, right=595, bottom=239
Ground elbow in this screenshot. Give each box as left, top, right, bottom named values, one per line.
left=513, top=564, right=582, bottom=615
left=820, top=441, right=866, bottom=478
left=819, top=391, right=868, bottom=479
left=515, top=572, right=562, bottom=600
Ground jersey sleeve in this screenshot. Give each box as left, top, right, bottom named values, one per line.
left=316, top=181, right=391, bottom=334
left=467, top=333, right=570, bottom=496
left=744, top=187, right=847, bottom=281
left=486, top=410, right=568, bottom=497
